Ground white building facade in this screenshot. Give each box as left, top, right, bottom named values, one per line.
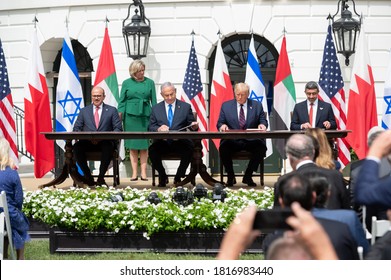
left=1, top=0, right=391, bottom=174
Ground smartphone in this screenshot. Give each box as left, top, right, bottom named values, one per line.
left=252, top=208, right=294, bottom=232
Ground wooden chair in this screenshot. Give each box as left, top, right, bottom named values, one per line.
left=219, top=151, right=265, bottom=186
left=151, top=112, right=197, bottom=187
left=85, top=147, right=121, bottom=186
left=151, top=153, right=196, bottom=186
left=0, top=191, right=16, bottom=260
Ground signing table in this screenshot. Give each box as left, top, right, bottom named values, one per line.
left=42, top=130, right=350, bottom=188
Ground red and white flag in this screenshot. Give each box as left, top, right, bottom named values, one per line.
left=0, top=39, right=18, bottom=166
left=24, top=30, right=55, bottom=177
left=346, top=26, right=378, bottom=159
left=209, top=39, right=233, bottom=149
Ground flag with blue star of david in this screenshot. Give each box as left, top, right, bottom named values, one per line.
left=245, top=36, right=272, bottom=158
left=55, top=30, right=84, bottom=150
left=381, top=50, right=391, bottom=129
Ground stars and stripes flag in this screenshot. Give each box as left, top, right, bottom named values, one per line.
left=381, top=49, right=391, bottom=129
left=209, top=39, right=233, bottom=149
left=318, top=24, right=351, bottom=168
left=181, top=39, right=208, bottom=155
left=24, top=29, right=55, bottom=178
left=55, top=30, right=84, bottom=149
left=245, top=36, right=272, bottom=158
left=346, top=25, right=378, bottom=159
left=272, top=35, right=296, bottom=159
left=0, top=39, right=18, bottom=166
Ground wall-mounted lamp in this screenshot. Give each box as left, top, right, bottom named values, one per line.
left=122, top=0, right=151, bottom=59
left=330, top=0, right=361, bottom=66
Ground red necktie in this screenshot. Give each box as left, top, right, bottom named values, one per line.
left=239, top=105, right=246, bottom=130
left=309, top=103, right=314, bottom=127
left=94, top=106, right=100, bottom=129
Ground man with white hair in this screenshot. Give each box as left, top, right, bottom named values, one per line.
left=274, top=133, right=350, bottom=209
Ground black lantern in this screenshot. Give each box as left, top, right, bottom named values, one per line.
left=330, top=0, right=361, bottom=66
left=122, top=0, right=151, bottom=59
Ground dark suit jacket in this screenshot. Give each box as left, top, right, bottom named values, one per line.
left=148, top=99, right=195, bottom=132
left=355, top=159, right=391, bottom=208
left=312, top=208, right=369, bottom=255
left=349, top=158, right=390, bottom=230
left=290, top=99, right=336, bottom=130
left=366, top=231, right=391, bottom=260
left=297, top=162, right=350, bottom=209
left=217, top=99, right=268, bottom=144
left=73, top=103, right=122, bottom=132
left=262, top=217, right=359, bottom=260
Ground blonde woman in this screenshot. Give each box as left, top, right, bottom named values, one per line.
left=118, top=60, right=157, bottom=181
left=0, top=137, right=30, bottom=259
left=305, top=128, right=335, bottom=169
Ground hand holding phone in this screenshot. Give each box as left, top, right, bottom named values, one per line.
left=252, top=208, right=294, bottom=233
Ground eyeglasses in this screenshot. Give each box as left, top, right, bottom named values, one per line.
left=92, top=95, right=103, bottom=99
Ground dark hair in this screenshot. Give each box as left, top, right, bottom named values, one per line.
left=305, top=81, right=319, bottom=91
left=277, top=172, right=313, bottom=210
left=304, top=171, right=330, bottom=208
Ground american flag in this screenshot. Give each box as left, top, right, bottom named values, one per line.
left=181, top=40, right=208, bottom=155
left=318, top=25, right=351, bottom=168
left=0, top=39, right=18, bottom=166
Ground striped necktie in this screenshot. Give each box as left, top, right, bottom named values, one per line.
left=239, top=104, right=246, bottom=130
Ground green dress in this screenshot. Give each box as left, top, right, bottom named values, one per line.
left=118, top=77, right=157, bottom=149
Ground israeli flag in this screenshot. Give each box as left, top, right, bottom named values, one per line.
left=382, top=50, right=391, bottom=129
left=55, top=30, right=84, bottom=150
left=245, top=36, right=273, bottom=158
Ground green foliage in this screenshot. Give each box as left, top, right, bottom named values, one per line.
left=350, top=148, right=358, bottom=161
left=23, top=186, right=274, bottom=237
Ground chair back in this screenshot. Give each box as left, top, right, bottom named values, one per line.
left=0, top=191, right=16, bottom=259
left=371, top=216, right=391, bottom=245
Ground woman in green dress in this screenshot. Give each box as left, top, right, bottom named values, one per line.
left=118, top=60, right=157, bottom=181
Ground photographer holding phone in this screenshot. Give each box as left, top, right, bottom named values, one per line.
left=216, top=203, right=337, bottom=260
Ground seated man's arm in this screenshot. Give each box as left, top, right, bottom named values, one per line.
left=216, top=104, right=228, bottom=131
left=73, top=110, right=84, bottom=132
left=325, top=104, right=337, bottom=130
left=257, top=105, right=268, bottom=130
left=112, top=109, right=123, bottom=132
left=290, top=105, right=303, bottom=130
left=186, top=107, right=198, bottom=131
left=148, top=108, right=164, bottom=132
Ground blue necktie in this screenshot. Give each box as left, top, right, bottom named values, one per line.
left=168, top=104, right=173, bottom=127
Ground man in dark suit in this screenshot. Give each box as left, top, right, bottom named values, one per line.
left=355, top=130, right=391, bottom=208
left=290, top=81, right=336, bottom=130
left=274, top=133, right=350, bottom=209
left=349, top=126, right=390, bottom=231
left=73, top=86, right=123, bottom=186
left=265, top=172, right=359, bottom=260
left=148, top=82, right=198, bottom=187
left=217, top=82, right=268, bottom=187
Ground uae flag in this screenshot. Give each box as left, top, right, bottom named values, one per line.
left=94, top=27, right=119, bottom=106
left=272, top=36, right=296, bottom=159
left=94, top=26, right=124, bottom=161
